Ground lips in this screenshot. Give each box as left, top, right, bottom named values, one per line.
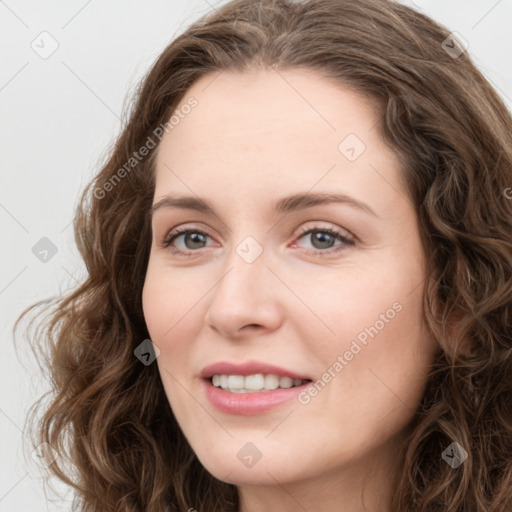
left=200, top=360, right=313, bottom=381
left=201, top=376, right=312, bottom=415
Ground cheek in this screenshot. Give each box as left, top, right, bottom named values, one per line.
left=142, top=259, right=194, bottom=340
left=324, top=289, right=434, bottom=418
left=297, top=269, right=404, bottom=341
left=142, top=261, right=203, bottom=384
left=308, top=258, right=434, bottom=384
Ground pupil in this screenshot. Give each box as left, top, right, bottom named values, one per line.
left=312, top=231, right=333, bottom=249
left=186, top=233, right=206, bottom=249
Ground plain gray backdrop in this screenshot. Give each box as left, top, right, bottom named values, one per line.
left=1, top=1, right=511, bottom=510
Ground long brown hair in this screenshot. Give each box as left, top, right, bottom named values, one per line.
left=15, top=0, right=512, bottom=510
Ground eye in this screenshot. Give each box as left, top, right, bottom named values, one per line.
left=162, top=228, right=213, bottom=256
left=293, top=225, right=355, bottom=255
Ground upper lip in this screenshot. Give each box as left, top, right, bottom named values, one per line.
left=200, top=360, right=313, bottom=380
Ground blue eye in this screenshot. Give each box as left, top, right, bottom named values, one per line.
left=162, top=225, right=354, bottom=257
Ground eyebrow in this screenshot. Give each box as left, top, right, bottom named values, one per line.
left=150, top=191, right=377, bottom=218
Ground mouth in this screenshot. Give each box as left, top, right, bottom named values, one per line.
left=200, top=361, right=314, bottom=415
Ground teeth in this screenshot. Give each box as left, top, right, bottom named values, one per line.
left=211, top=374, right=308, bottom=393
left=280, top=376, right=294, bottom=388
left=227, top=375, right=244, bottom=389
left=245, top=374, right=265, bottom=390
left=264, top=374, right=279, bottom=390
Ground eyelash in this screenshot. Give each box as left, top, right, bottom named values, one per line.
left=161, top=225, right=355, bottom=258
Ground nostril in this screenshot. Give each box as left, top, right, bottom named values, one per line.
left=243, top=324, right=261, bottom=330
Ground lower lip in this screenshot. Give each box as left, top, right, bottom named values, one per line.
left=202, top=378, right=310, bottom=416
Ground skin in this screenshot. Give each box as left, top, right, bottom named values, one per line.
left=142, top=67, right=439, bottom=512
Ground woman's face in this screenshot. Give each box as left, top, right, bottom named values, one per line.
left=142, top=68, right=438, bottom=504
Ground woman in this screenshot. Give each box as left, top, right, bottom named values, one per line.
left=17, top=0, right=512, bottom=510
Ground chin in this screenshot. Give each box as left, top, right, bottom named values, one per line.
left=193, top=443, right=310, bottom=486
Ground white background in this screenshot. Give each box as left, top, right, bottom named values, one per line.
left=1, top=1, right=511, bottom=510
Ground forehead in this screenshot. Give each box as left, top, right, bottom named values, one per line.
left=153, top=68, right=404, bottom=215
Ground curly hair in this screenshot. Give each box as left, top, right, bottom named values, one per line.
left=15, top=0, right=512, bottom=510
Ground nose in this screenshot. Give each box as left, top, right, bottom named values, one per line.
left=204, top=247, right=283, bottom=339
